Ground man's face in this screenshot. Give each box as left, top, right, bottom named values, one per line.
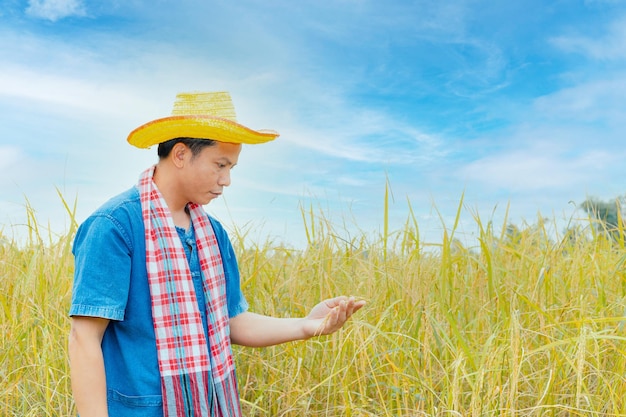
left=180, top=141, right=242, bottom=205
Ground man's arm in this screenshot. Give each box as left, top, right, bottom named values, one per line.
left=230, top=296, right=365, bottom=347
left=68, top=316, right=110, bottom=417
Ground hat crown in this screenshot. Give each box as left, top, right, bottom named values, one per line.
left=171, top=91, right=237, bottom=122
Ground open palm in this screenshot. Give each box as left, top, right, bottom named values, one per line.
left=303, top=296, right=366, bottom=337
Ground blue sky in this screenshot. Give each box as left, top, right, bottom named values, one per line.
left=1, top=0, right=625, bottom=248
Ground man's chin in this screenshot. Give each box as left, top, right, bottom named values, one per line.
left=198, top=194, right=220, bottom=205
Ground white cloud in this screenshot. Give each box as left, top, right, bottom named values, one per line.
left=0, top=63, right=167, bottom=125
left=551, top=14, right=626, bottom=60
left=533, top=77, right=626, bottom=125
left=461, top=147, right=615, bottom=192
left=275, top=104, right=446, bottom=166
left=25, top=0, right=86, bottom=21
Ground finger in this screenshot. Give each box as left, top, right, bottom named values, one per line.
left=344, top=296, right=358, bottom=312
left=325, top=295, right=347, bottom=308
left=336, top=300, right=348, bottom=324
left=350, top=299, right=367, bottom=314
left=340, top=297, right=356, bottom=315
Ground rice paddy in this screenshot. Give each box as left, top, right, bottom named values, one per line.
left=2, top=197, right=626, bottom=416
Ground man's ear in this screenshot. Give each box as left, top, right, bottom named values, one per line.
left=171, top=142, right=187, bottom=167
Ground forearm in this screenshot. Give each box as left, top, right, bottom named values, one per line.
left=230, top=297, right=365, bottom=347
left=229, top=312, right=309, bottom=347
left=68, top=323, right=109, bottom=417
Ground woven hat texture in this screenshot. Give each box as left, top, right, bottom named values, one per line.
left=127, top=91, right=279, bottom=148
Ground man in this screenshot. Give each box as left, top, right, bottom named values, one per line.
left=68, top=91, right=365, bottom=417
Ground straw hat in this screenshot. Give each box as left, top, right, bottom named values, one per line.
left=127, top=91, right=279, bottom=148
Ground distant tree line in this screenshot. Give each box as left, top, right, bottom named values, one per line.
left=580, top=195, right=625, bottom=242
left=495, top=195, right=625, bottom=253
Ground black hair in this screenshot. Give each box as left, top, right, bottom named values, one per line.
left=157, top=137, right=217, bottom=159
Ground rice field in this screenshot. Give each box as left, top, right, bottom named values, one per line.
left=2, top=198, right=626, bottom=416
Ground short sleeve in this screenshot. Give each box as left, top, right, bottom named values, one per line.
left=70, top=214, right=133, bottom=321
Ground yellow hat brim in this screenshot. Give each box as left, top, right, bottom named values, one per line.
left=127, top=115, right=279, bottom=148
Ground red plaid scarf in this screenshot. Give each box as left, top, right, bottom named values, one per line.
left=139, top=166, right=242, bottom=416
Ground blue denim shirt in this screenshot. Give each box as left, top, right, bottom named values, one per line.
left=70, top=187, right=248, bottom=416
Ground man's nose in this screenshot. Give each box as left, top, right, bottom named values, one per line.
left=219, top=170, right=232, bottom=187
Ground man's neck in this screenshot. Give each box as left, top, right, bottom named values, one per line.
left=152, top=163, right=191, bottom=229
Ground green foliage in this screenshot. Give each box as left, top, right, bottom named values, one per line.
left=581, top=196, right=625, bottom=243
left=3, top=197, right=626, bottom=416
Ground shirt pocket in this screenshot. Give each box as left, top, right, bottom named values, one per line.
left=108, top=389, right=162, bottom=414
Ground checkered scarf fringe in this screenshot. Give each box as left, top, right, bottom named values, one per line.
left=139, top=166, right=242, bottom=417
